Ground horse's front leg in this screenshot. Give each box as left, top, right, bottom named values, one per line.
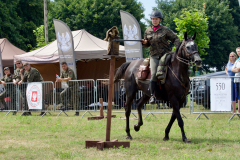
left=163, top=112, right=176, bottom=141
left=174, top=109, right=191, bottom=143
left=170, top=97, right=191, bottom=143
left=134, top=94, right=150, bottom=132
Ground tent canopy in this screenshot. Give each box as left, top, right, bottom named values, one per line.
left=0, top=38, right=26, bottom=67
left=14, top=29, right=125, bottom=64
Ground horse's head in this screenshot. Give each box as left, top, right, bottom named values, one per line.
left=179, top=32, right=202, bottom=67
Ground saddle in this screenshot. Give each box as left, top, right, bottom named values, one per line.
left=137, top=54, right=172, bottom=83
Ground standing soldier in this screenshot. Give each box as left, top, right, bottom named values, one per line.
left=18, top=63, right=44, bottom=116
left=56, top=62, right=79, bottom=116
left=0, top=67, right=16, bottom=115
left=13, top=60, right=29, bottom=115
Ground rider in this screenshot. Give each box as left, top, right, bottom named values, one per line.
left=141, top=10, right=180, bottom=104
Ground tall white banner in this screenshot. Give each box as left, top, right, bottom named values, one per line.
left=120, top=10, right=143, bottom=62
left=210, top=78, right=231, bottom=111
left=26, top=82, right=42, bottom=109
left=0, top=46, right=4, bottom=94
left=53, top=19, right=77, bottom=76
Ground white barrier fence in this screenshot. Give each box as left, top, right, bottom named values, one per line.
left=1, top=77, right=238, bottom=120
left=191, top=77, right=240, bottom=121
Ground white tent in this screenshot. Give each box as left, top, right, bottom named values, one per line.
left=14, top=29, right=125, bottom=63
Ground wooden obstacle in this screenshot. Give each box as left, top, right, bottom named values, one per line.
left=85, top=56, right=130, bottom=150
left=87, top=98, right=116, bottom=120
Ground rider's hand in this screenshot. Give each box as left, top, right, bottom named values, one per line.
left=140, top=39, right=148, bottom=44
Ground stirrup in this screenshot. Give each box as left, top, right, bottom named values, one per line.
left=149, top=96, right=156, bottom=104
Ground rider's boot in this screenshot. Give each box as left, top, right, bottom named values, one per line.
left=149, top=81, right=157, bottom=104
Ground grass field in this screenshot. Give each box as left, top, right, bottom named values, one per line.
left=0, top=111, right=239, bottom=160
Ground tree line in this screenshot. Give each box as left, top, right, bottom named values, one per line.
left=0, top=0, right=239, bottom=72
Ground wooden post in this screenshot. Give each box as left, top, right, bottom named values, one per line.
left=106, top=56, right=115, bottom=141
left=99, top=98, right=104, bottom=117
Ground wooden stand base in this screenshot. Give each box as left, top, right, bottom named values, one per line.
left=85, top=139, right=130, bottom=150
left=87, top=115, right=116, bottom=120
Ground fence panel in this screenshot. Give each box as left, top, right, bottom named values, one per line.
left=190, top=77, right=238, bottom=120
left=0, top=82, right=17, bottom=115
left=55, top=80, right=95, bottom=116
left=16, top=81, right=55, bottom=115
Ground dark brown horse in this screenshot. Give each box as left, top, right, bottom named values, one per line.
left=113, top=32, right=202, bottom=143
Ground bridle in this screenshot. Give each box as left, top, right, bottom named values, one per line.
left=167, top=39, right=199, bottom=95
left=176, top=40, right=198, bottom=66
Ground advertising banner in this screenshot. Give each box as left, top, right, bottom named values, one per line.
left=53, top=19, right=77, bottom=76
left=26, top=82, right=43, bottom=109
left=210, top=78, right=231, bottom=111
left=120, top=10, right=142, bottom=62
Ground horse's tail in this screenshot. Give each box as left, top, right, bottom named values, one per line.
left=114, top=61, right=131, bottom=83
left=102, top=61, right=131, bottom=85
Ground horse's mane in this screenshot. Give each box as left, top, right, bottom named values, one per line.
left=171, top=40, right=182, bottom=62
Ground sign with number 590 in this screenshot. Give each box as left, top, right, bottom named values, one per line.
left=210, top=78, right=231, bottom=111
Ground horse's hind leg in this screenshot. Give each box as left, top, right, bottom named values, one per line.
left=134, top=94, right=150, bottom=132
left=125, top=94, right=135, bottom=139
left=163, top=112, right=176, bottom=141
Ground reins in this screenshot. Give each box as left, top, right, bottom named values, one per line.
left=167, top=66, right=188, bottom=93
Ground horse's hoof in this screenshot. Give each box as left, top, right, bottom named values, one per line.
left=126, top=136, right=132, bottom=140
left=184, top=139, right=191, bottom=143
left=134, top=124, right=140, bottom=132
left=163, top=137, right=169, bottom=141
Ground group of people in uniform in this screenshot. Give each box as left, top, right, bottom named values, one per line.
left=0, top=60, right=79, bottom=116
left=0, top=60, right=44, bottom=115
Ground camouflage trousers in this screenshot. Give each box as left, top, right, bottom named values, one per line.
left=0, top=90, right=16, bottom=110
left=60, top=85, right=80, bottom=110
left=19, top=87, right=28, bottom=110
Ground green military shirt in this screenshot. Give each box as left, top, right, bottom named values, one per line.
left=14, top=67, right=25, bottom=83
left=1, top=74, right=14, bottom=82
left=60, top=67, right=76, bottom=86
left=1, top=73, right=15, bottom=90
left=22, top=67, right=43, bottom=82
left=143, top=25, right=180, bottom=59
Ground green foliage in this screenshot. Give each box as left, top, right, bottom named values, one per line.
left=48, top=0, right=146, bottom=41
left=155, top=0, right=239, bottom=72
left=174, top=8, right=209, bottom=56
left=32, top=25, right=47, bottom=50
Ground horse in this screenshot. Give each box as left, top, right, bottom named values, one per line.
left=113, top=32, right=202, bottom=143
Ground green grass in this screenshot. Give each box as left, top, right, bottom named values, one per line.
left=0, top=111, right=239, bottom=159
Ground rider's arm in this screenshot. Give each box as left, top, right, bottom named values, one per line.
left=167, top=29, right=181, bottom=49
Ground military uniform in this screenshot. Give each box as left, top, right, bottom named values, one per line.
left=22, top=67, right=44, bottom=83
left=14, top=67, right=27, bottom=110
left=60, top=67, right=79, bottom=110
left=0, top=74, right=16, bottom=110
left=143, top=25, right=180, bottom=81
